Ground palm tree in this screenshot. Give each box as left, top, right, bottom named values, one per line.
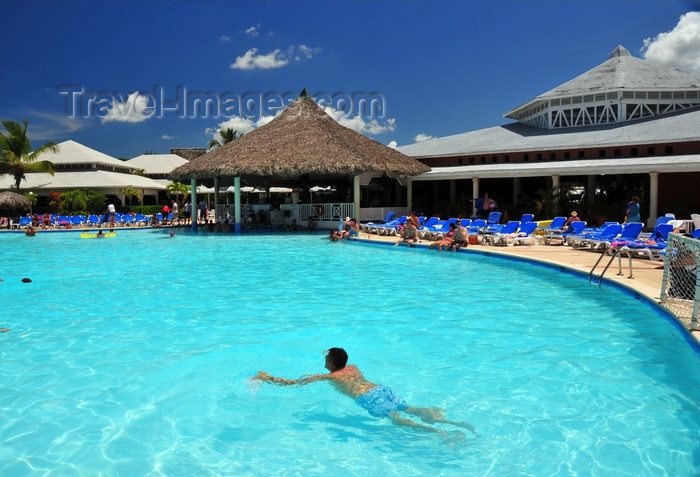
left=0, top=119, right=58, bottom=192
left=122, top=187, right=141, bottom=207
left=207, top=128, right=240, bottom=149
left=165, top=181, right=190, bottom=207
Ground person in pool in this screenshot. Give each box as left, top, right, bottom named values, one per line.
left=253, top=347, right=475, bottom=434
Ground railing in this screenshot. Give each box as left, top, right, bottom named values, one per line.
left=214, top=203, right=355, bottom=224
left=299, top=203, right=354, bottom=221
left=660, top=233, right=700, bottom=331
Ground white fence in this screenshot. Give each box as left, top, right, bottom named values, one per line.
left=213, top=203, right=355, bottom=226
left=660, top=233, right=700, bottom=331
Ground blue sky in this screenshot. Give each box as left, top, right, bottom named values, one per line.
left=1, top=1, right=699, bottom=158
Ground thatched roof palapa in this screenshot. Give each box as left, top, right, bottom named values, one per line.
left=170, top=92, right=430, bottom=181
left=0, top=191, right=32, bottom=211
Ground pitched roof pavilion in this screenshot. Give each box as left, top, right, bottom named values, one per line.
left=170, top=91, right=429, bottom=181
left=504, top=46, right=700, bottom=129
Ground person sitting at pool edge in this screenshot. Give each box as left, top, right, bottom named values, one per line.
left=253, top=347, right=475, bottom=435
left=395, top=220, right=417, bottom=246
left=340, top=217, right=359, bottom=239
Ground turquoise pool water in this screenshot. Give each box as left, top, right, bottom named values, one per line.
left=0, top=229, right=698, bottom=476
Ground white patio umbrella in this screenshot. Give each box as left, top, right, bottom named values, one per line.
left=269, top=187, right=293, bottom=193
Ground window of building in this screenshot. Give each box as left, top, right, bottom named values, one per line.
left=458, top=157, right=464, bottom=165
left=523, top=154, right=529, bottom=161
left=598, top=150, right=606, bottom=158
left=614, top=149, right=621, bottom=157
left=504, top=155, right=510, bottom=163
left=536, top=153, right=542, bottom=161
left=564, top=152, right=570, bottom=159
left=469, top=157, right=474, bottom=164
left=481, top=156, right=486, bottom=164
left=550, top=152, right=556, bottom=160
left=664, top=146, right=673, bottom=155
left=578, top=151, right=585, bottom=159
left=647, top=147, right=655, bottom=155
left=631, top=148, right=638, bottom=157
left=492, top=156, right=498, bottom=163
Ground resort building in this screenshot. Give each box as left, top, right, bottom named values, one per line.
left=0, top=140, right=167, bottom=206
left=399, top=46, right=700, bottom=227
left=126, top=153, right=191, bottom=186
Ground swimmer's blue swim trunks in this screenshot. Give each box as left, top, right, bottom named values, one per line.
left=356, top=385, right=407, bottom=417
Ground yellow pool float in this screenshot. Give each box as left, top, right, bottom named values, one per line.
left=80, top=232, right=116, bottom=238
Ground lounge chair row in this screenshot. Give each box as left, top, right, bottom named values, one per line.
left=14, top=213, right=156, bottom=229
left=539, top=214, right=700, bottom=260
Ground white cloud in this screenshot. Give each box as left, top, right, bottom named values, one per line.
left=415, top=133, right=435, bottom=143
left=22, top=110, right=87, bottom=141
left=101, top=92, right=151, bottom=123
left=322, top=106, right=396, bottom=135
left=231, top=48, right=288, bottom=70
left=230, top=45, right=321, bottom=70
left=641, top=11, right=700, bottom=72
left=244, top=25, right=260, bottom=37
left=220, top=35, right=231, bottom=42
left=161, top=134, right=174, bottom=140
left=205, top=103, right=395, bottom=146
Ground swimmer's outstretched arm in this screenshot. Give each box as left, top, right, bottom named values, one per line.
left=254, top=371, right=328, bottom=386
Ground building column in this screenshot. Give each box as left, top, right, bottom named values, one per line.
left=234, top=176, right=241, bottom=233
left=190, top=177, right=198, bottom=231
left=648, top=172, right=659, bottom=228
left=353, top=175, right=361, bottom=221
left=586, top=175, right=595, bottom=215
left=472, top=178, right=479, bottom=218
left=551, top=175, right=560, bottom=217
left=512, top=177, right=521, bottom=209
left=214, top=177, right=220, bottom=222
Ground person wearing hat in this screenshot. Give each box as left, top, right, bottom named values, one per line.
left=340, top=217, right=359, bottom=239
left=563, top=211, right=581, bottom=232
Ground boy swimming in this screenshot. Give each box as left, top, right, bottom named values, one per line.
left=253, top=347, right=475, bottom=435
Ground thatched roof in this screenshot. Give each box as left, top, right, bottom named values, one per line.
left=170, top=94, right=430, bottom=181
left=0, top=191, right=31, bottom=211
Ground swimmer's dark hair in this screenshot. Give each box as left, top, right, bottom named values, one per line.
left=327, top=348, right=348, bottom=369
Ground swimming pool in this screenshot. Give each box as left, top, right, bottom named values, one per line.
left=1, top=230, right=698, bottom=476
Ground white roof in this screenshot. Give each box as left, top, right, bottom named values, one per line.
left=46, top=140, right=135, bottom=169
left=398, top=107, right=700, bottom=158
left=539, top=46, right=700, bottom=98
left=412, top=154, right=700, bottom=181
left=504, top=46, right=700, bottom=120
left=0, top=170, right=166, bottom=191
left=126, top=154, right=189, bottom=174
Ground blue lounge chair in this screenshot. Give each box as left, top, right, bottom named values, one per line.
left=361, top=211, right=396, bottom=233
left=587, top=222, right=644, bottom=251
left=542, top=220, right=586, bottom=245
left=571, top=223, right=624, bottom=249
left=484, top=221, right=520, bottom=246
left=18, top=216, right=32, bottom=228
left=417, top=217, right=440, bottom=239
left=508, top=221, right=544, bottom=246
left=617, top=223, right=674, bottom=260
left=537, top=216, right=567, bottom=234
left=518, top=214, right=535, bottom=227
left=555, top=220, right=587, bottom=245
left=422, top=219, right=453, bottom=240
left=467, top=219, right=486, bottom=235
left=374, top=216, right=406, bottom=236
